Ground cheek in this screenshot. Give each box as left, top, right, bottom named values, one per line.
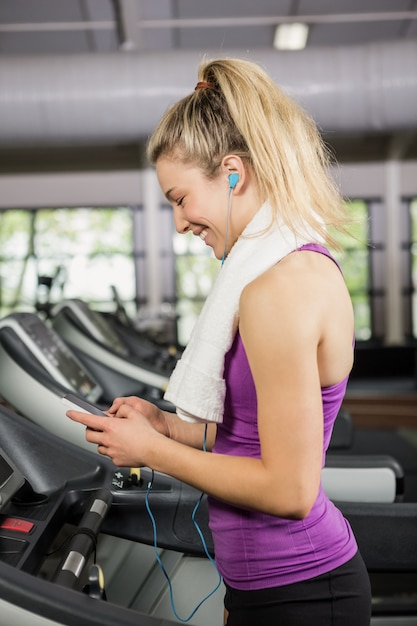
left=188, top=201, right=213, bottom=225
left=187, top=186, right=227, bottom=227
left=207, top=192, right=229, bottom=224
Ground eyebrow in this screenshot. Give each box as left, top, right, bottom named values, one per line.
left=165, top=187, right=175, bottom=202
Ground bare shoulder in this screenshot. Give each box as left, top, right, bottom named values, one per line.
left=239, top=249, right=354, bottom=385
left=241, top=249, right=346, bottom=317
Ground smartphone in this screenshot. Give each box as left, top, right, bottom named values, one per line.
left=62, top=393, right=108, bottom=417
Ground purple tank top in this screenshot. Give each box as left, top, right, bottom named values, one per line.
left=208, top=244, right=357, bottom=590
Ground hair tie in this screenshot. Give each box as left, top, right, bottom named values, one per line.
left=195, top=81, right=215, bottom=91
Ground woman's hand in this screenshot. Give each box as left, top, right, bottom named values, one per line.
left=67, top=396, right=168, bottom=467
left=108, top=396, right=171, bottom=437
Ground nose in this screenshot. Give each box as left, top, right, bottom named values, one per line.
left=173, top=210, right=190, bottom=234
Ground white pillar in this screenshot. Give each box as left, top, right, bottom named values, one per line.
left=384, top=158, right=403, bottom=344
left=141, top=168, right=162, bottom=311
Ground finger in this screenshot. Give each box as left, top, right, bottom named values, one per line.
left=66, top=409, right=106, bottom=430
left=96, top=444, right=108, bottom=457
left=107, top=396, right=136, bottom=414
left=85, top=427, right=102, bottom=445
left=107, top=397, right=123, bottom=413
left=113, top=396, right=150, bottom=413
left=110, top=402, right=137, bottom=419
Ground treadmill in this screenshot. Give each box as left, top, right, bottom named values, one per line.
left=1, top=400, right=417, bottom=625
left=0, top=403, right=224, bottom=625
left=0, top=312, right=172, bottom=452
left=50, top=299, right=174, bottom=406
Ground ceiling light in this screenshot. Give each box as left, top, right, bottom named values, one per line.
left=274, top=23, right=309, bottom=50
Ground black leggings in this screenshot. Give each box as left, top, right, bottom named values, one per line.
left=224, top=551, right=371, bottom=626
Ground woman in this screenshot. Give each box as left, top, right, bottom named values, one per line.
left=68, top=58, right=372, bottom=625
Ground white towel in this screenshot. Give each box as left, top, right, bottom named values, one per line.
left=164, top=201, right=321, bottom=423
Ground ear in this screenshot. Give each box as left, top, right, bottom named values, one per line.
left=221, top=155, right=246, bottom=191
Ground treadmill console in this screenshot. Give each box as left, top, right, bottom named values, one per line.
left=0, top=449, right=25, bottom=511
left=52, top=299, right=129, bottom=357
left=0, top=313, right=102, bottom=402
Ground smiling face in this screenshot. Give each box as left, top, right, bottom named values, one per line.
left=157, top=157, right=235, bottom=260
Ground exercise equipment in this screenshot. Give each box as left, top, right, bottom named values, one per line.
left=51, top=299, right=174, bottom=405
left=0, top=400, right=416, bottom=625
left=323, top=454, right=404, bottom=503
left=0, top=402, right=225, bottom=625
left=0, top=312, right=172, bottom=451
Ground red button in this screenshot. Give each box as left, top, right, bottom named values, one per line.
left=0, top=517, right=34, bottom=533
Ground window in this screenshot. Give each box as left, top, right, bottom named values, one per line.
left=0, top=200, right=376, bottom=345
left=408, top=198, right=417, bottom=338
left=332, top=200, right=372, bottom=340
left=0, top=207, right=135, bottom=318
left=173, top=231, right=218, bottom=346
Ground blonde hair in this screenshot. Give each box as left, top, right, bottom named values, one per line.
left=147, top=57, right=348, bottom=247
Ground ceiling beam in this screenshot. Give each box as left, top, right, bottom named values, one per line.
left=0, top=11, right=416, bottom=33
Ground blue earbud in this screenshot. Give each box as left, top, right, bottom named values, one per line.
left=228, top=173, right=239, bottom=189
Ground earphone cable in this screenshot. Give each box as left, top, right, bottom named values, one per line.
left=145, top=425, right=222, bottom=622
left=221, top=187, right=234, bottom=267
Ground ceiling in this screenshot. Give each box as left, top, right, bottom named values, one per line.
left=1, top=0, right=417, bottom=172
